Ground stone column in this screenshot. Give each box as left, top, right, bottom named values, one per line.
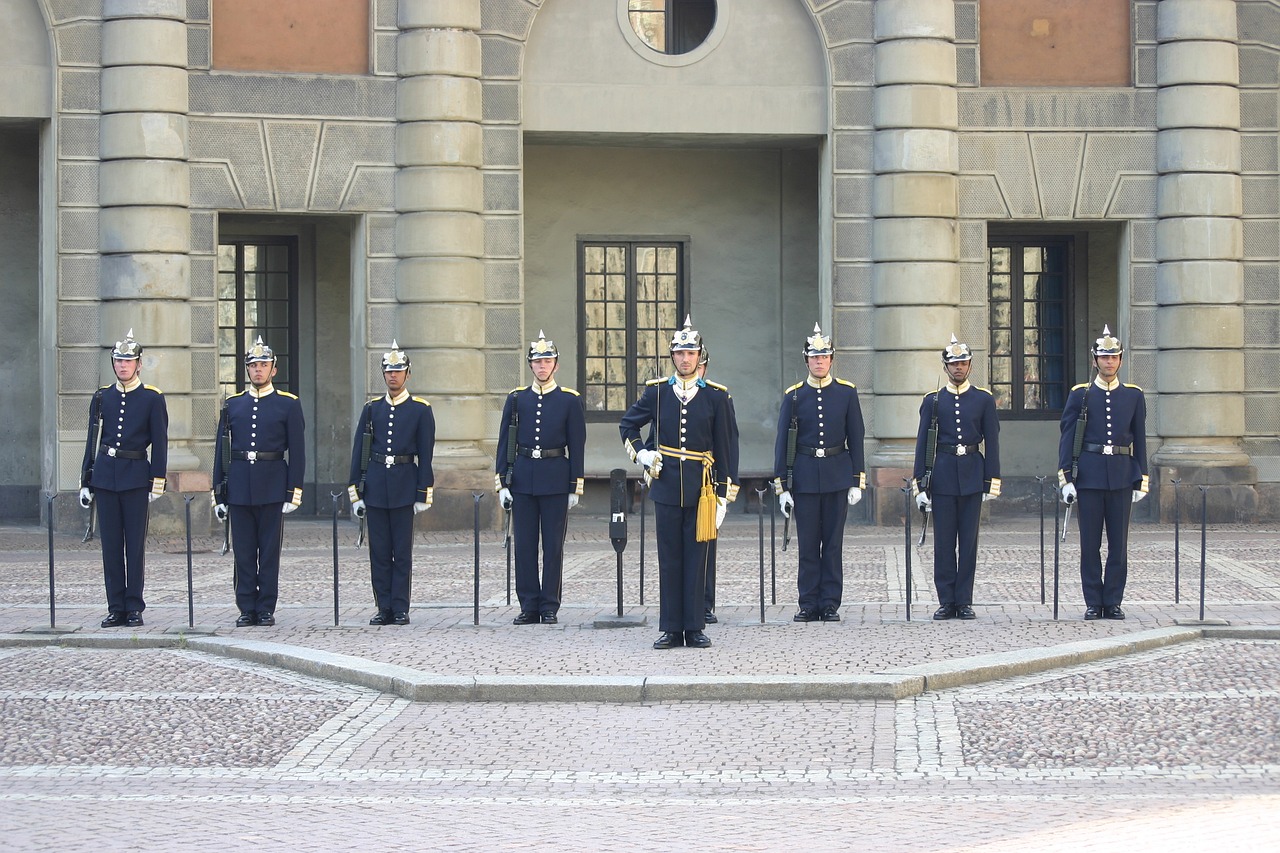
left=98, top=0, right=201, bottom=505
left=868, top=0, right=960, bottom=522
left=396, top=0, right=488, bottom=526
left=1153, top=0, right=1253, bottom=520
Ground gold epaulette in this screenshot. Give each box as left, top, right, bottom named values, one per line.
left=645, top=377, right=666, bottom=386
left=561, top=386, right=581, bottom=396
left=785, top=381, right=804, bottom=394
left=144, top=384, right=163, bottom=394
left=279, top=390, right=300, bottom=400
left=412, top=396, right=430, bottom=405
left=227, top=390, right=247, bottom=399
left=706, top=380, right=728, bottom=392
left=836, top=378, right=857, bottom=389
left=509, top=386, right=527, bottom=394
left=974, top=385, right=993, bottom=396
left=1071, top=383, right=1089, bottom=390
left=1124, top=383, right=1145, bottom=392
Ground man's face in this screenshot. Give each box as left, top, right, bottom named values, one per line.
left=246, top=360, right=276, bottom=388
left=112, top=358, right=139, bottom=383
left=383, top=368, right=408, bottom=395
left=806, top=354, right=833, bottom=379
left=1095, top=353, right=1121, bottom=380
left=529, top=357, right=557, bottom=384
left=671, top=349, right=700, bottom=378
left=945, top=359, right=971, bottom=385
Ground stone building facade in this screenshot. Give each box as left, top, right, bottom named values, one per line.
left=0, top=0, right=1276, bottom=529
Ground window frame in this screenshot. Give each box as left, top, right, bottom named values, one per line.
left=986, top=233, right=1080, bottom=420
left=216, top=236, right=300, bottom=397
left=576, top=237, right=690, bottom=422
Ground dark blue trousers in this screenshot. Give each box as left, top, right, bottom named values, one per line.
left=704, top=540, right=718, bottom=611
left=931, top=492, right=982, bottom=607
left=230, top=503, right=284, bottom=615
left=513, top=492, right=568, bottom=616
left=794, top=491, right=849, bottom=611
left=96, top=487, right=149, bottom=613
left=368, top=505, right=414, bottom=614
left=654, top=501, right=709, bottom=632
left=1077, top=487, right=1132, bottom=608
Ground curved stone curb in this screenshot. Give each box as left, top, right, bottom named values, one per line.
left=1, top=625, right=1273, bottom=702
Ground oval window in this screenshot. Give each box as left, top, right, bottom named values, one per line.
left=628, top=0, right=717, bottom=56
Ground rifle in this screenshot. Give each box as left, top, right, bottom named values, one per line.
left=81, top=389, right=105, bottom=543
left=918, top=388, right=940, bottom=547
left=1062, top=369, right=1091, bottom=542
left=356, top=399, right=374, bottom=547
left=782, top=383, right=798, bottom=551
left=216, top=397, right=231, bottom=555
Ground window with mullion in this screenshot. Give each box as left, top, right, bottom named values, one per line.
left=216, top=237, right=299, bottom=398
left=988, top=238, right=1073, bottom=417
left=580, top=240, right=685, bottom=418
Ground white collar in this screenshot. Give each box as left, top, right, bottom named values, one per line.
left=249, top=383, right=276, bottom=398
left=946, top=380, right=971, bottom=395
left=1094, top=376, right=1120, bottom=391
left=386, top=389, right=410, bottom=406
left=531, top=380, right=558, bottom=394
left=807, top=375, right=833, bottom=389
left=116, top=376, right=142, bottom=393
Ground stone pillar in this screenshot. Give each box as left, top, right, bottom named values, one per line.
left=1153, top=0, right=1254, bottom=521
left=98, top=0, right=202, bottom=505
left=396, top=0, right=488, bottom=527
left=868, top=0, right=960, bottom=522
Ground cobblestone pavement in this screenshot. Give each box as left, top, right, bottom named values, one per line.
left=1, top=515, right=1278, bottom=850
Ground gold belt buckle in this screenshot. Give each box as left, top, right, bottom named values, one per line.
left=1103, top=445, right=1114, bottom=456
left=957, top=445, right=967, bottom=456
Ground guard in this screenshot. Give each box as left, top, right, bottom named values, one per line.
left=495, top=331, right=586, bottom=625
left=1058, top=325, right=1149, bottom=620
left=79, top=330, right=168, bottom=628
left=620, top=317, right=733, bottom=649
left=212, top=338, right=306, bottom=627
left=348, top=341, right=435, bottom=626
left=912, top=335, right=1001, bottom=620
left=774, top=323, right=866, bottom=623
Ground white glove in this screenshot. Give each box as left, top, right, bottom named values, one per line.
left=351, top=499, right=366, bottom=519
left=982, top=492, right=996, bottom=502
left=214, top=503, right=228, bottom=522
left=915, top=492, right=931, bottom=511
left=79, top=487, right=92, bottom=509
left=715, top=497, right=727, bottom=529
left=848, top=487, right=862, bottom=507
left=281, top=502, right=298, bottom=514
left=498, top=488, right=513, bottom=510
left=1061, top=483, right=1077, bottom=504
left=413, top=501, right=429, bottom=514
left=779, top=490, right=794, bottom=519
left=1132, top=490, right=1147, bottom=504
left=568, top=493, right=579, bottom=510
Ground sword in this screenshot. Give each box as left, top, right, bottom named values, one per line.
left=1060, top=499, right=1073, bottom=542
left=917, top=503, right=931, bottom=547
left=82, top=496, right=96, bottom=543
left=356, top=513, right=366, bottom=548
left=220, top=513, right=230, bottom=556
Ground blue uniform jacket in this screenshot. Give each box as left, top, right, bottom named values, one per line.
left=1057, top=378, right=1149, bottom=492
left=912, top=383, right=1001, bottom=497
left=81, top=382, right=169, bottom=492
left=773, top=378, right=867, bottom=494
left=620, top=378, right=733, bottom=508
left=495, top=384, right=586, bottom=496
left=213, top=387, right=306, bottom=506
left=349, top=393, right=435, bottom=508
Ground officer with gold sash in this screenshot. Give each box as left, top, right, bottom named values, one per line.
left=620, top=317, right=733, bottom=649
left=912, top=335, right=1001, bottom=620
left=1058, top=325, right=1149, bottom=620
left=348, top=342, right=435, bottom=626
left=79, top=330, right=168, bottom=628
left=774, top=324, right=866, bottom=623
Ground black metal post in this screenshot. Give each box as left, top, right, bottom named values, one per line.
left=505, top=525, right=512, bottom=607
left=331, top=492, right=341, bottom=627
left=473, top=493, right=484, bottom=626
left=767, top=482, right=777, bottom=605
left=1035, top=475, right=1046, bottom=605
left=184, top=495, right=195, bottom=628
left=757, top=486, right=767, bottom=624
left=902, top=481, right=912, bottom=622
left=1172, top=477, right=1181, bottom=604
left=1199, top=485, right=1208, bottom=622
left=1052, top=492, right=1061, bottom=620
left=46, top=492, right=56, bottom=628
left=639, top=481, right=646, bottom=605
